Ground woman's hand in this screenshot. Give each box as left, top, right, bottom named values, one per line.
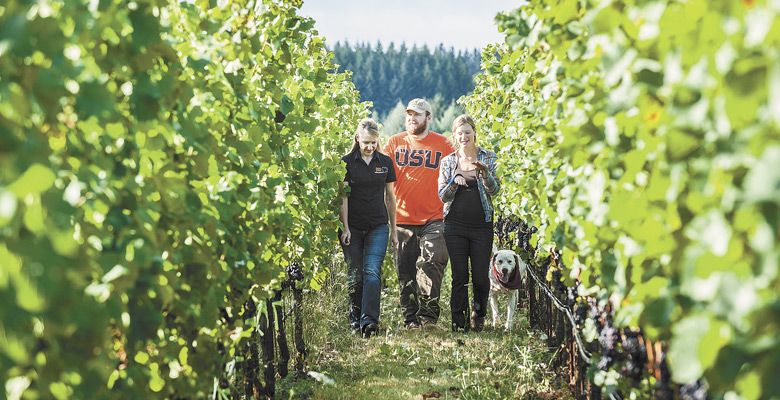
left=454, top=174, right=467, bottom=186
left=473, top=161, right=488, bottom=173
left=474, top=161, right=490, bottom=181
left=390, top=229, right=398, bottom=248
left=340, top=229, right=351, bottom=246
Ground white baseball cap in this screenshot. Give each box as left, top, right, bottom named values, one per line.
left=406, top=98, right=432, bottom=114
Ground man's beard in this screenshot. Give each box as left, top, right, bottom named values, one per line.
left=408, top=120, right=427, bottom=135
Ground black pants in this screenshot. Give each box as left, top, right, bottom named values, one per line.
left=444, top=220, right=493, bottom=331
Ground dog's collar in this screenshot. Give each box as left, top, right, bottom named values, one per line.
left=491, top=260, right=523, bottom=290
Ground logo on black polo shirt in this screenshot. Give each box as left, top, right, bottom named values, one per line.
left=375, top=166, right=388, bottom=174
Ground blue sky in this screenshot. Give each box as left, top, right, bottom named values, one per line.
left=299, top=0, right=521, bottom=51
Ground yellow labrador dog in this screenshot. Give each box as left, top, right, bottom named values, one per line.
left=488, top=249, right=527, bottom=331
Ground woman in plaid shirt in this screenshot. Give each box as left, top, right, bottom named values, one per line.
left=437, top=115, right=501, bottom=332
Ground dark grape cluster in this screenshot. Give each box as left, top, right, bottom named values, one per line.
left=551, top=267, right=566, bottom=294
left=494, top=218, right=540, bottom=257
left=574, top=302, right=587, bottom=325
left=597, top=324, right=620, bottom=370
left=587, top=299, right=601, bottom=323
left=622, top=359, right=643, bottom=382
left=518, top=222, right=538, bottom=254
left=566, top=285, right=578, bottom=308
left=494, top=217, right=521, bottom=248
left=679, top=379, right=709, bottom=400
left=596, top=354, right=614, bottom=371
left=621, top=329, right=644, bottom=356
left=286, top=262, right=304, bottom=282
left=621, top=329, right=646, bottom=382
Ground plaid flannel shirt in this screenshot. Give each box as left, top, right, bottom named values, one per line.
left=437, top=148, right=501, bottom=223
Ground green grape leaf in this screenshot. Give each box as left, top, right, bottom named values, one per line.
left=8, top=164, right=55, bottom=197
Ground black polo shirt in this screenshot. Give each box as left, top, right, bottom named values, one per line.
left=343, top=150, right=397, bottom=231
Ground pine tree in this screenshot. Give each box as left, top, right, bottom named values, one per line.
left=433, top=101, right=465, bottom=134
left=380, top=101, right=407, bottom=137
left=329, top=41, right=481, bottom=116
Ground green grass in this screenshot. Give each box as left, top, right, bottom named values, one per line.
left=277, top=262, right=572, bottom=400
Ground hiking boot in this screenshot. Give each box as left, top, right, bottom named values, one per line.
left=349, top=321, right=360, bottom=333
left=362, top=323, right=379, bottom=338
left=419, top=318, right=441, bottom=331
left=470, top=312, right=484, bottom=333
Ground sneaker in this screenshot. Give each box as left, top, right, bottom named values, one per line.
left=362, top=323, right=379, bottom=338
left=405, top=321, right=422, bottom=330
left=451, top=323, right=469, bottom=333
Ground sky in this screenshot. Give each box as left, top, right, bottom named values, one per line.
left=299, top=0, right=520, bottom=51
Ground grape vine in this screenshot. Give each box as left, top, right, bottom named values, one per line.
left=1, top=0, right=364, bottom=398
left=464, top=1, right=780, bottom=398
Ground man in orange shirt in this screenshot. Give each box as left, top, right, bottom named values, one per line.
left=384, top=98, right=456, bottom=328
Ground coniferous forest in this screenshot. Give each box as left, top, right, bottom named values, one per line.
left=330, top=41, right=481, bottom=133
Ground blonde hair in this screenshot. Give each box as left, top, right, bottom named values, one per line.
left=451, top=114, right=476, bottom=134
left=351, top=118, right=381, bottom=154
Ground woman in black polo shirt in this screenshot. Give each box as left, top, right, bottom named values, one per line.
left=339, top=118, right=398, bottom=338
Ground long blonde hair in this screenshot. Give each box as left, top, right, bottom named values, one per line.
left=350, top=118, right=381, bottom=154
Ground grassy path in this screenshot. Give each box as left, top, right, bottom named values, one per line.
left=277, top=266, right=572, bottom=399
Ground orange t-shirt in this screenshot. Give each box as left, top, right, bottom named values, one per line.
left=384, top=131, right=456, bottom=225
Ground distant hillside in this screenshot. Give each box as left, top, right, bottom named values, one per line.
left=331, top=42, right=481, bottom=118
